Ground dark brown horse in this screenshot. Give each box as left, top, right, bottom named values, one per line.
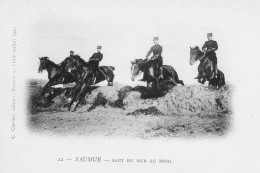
left=189, top=46, right=225, bottom=88
left=38, top=57, right=75, bottom=98
left=208, top=70, right=225, bottom=88
left=131, top=59, right=184, bottom=89
left=64, top=55, right=115, bottom=111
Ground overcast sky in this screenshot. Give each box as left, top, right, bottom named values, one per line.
left=3, top=0, right=260, bottom=85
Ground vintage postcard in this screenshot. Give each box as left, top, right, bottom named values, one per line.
left=1, top=0, right=260, bottom=172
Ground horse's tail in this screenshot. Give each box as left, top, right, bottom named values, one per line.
left=223, top=73, right=225, bottom=85
left=219, top=70, right=225, bottom=85
left=109, top=66, right=115, bottom=71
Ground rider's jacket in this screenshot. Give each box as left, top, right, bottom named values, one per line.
left=89, top=52, right=103, bottom=71
left=146, top=44, right=163, bottom=59
left=89, top=52, right=103, bottom=62
left=202, top=40, right=218, bottom=56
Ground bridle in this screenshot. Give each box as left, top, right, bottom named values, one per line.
left=192, top=48, right=206, bottom=62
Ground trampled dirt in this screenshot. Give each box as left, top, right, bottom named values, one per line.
left=27, top=80, right=232, bottom=139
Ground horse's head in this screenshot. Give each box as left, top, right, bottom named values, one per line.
left=189, top=46, right=202, bottom=65
left=130, top=59, right=143, bottom=81
left=64, top=58, right=79, bottom=73
left=38, top=57, right=49, bottom=73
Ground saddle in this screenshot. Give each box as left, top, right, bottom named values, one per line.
left=141, top=59, right=160, bottom=81
left=91, top=67, right=107, bottom=84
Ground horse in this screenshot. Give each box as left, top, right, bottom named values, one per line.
left=64, top=55, right=115, bottom=111
left=38, top=57, right=75, bottom=100
left=131, top=59, right=184, bottom=89
left=189, top=46, right=225, bottom=88
left=208, top=70, right=225, bottom=88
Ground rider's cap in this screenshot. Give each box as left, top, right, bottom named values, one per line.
left=153, top=37, right=159, bottom=41
left=207, top=33, right=213, bottom=37
left=97, top=45, right=102, bottom=49
left=70, top=50, right=74, bottom=53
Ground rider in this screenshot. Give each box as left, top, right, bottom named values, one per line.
left=69, top=50, right=75, bottom=57
left=202, top=33, right=218, bottom=78
left=89, top=45, right=103, bottom=82
left=141, top=37, right=163, bottom=81
left=60, top=50, right=76, bottom=67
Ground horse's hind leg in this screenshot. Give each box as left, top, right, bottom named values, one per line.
left=178, top=80, right=184, bottom=86
left=201, top=78, right=207, bottom=84
left=169, top=79, right=178, bottom=86
left=72, top=89, right=87, bottom=112
left=107, top=74, right=114, bottom=86
left=198, top=77, right=206, bottom=84
left=156, top=78, right=160, bottom=91
left=68, top=95, right=77, bottom=111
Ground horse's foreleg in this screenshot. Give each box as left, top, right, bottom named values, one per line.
left=41, top=82, right=51, bottom=96
left=67, top=83, right=82, bottom=111
left=71, top=83, right=87, bottom=112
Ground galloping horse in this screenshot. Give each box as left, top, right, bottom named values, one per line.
left=189, top=46, right=225, bottom=88
left=64, top=56, right=115, bottom=111
left=131, top=59, right=184, bottom=89
left=38, top=57, right=75, bottom=97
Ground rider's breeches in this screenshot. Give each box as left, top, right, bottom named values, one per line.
left=208, top=53, right=218, bottom=75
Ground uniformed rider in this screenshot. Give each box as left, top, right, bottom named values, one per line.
left=141, top=37, right=163, bottom=81
left=202, top=33, right=218, bottom=78
left=89, top=45, right=103, bottom=82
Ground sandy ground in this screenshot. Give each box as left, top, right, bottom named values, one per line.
left=28, top=81, right=232, bottom=139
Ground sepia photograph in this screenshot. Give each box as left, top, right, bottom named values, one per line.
left=1, top=0, right=260, bottom=172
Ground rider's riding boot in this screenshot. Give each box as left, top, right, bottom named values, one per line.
left=214, top=64, right=218, bottom=78
left=159, top=67, right=163, bottom=79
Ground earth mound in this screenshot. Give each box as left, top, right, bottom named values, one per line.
left=27, top=80, right=232, bottom=138
left=71, top=83, right=232, bottom=116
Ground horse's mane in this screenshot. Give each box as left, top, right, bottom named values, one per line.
left=133, top=59, right=144, bottom=64
left=193, top=46, right=201, bottom=51
left=43, top=57, right=59, bottom=67
left=193, top=46, right=204, bottom=55
left=132, top=58, right=154, bottom=71
left=72, top=55, right=89, bottom=66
